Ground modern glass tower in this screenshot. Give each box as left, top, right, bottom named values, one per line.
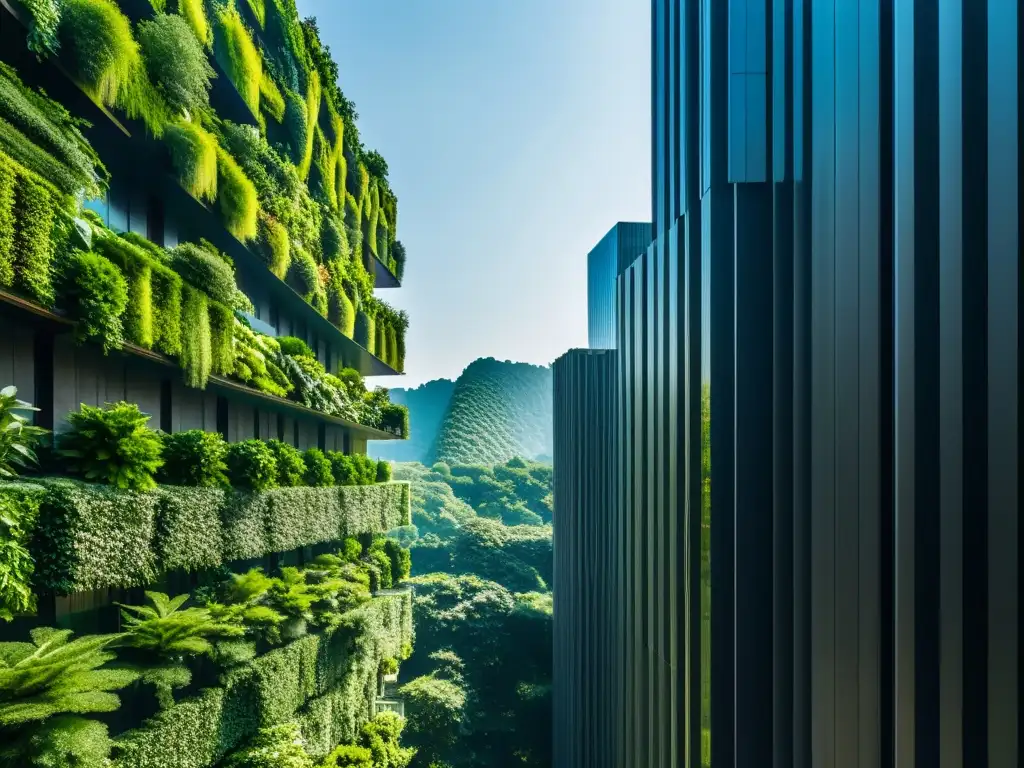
left=587, top=222, right=651, bottom=349
left=555, top=2, right=1022, bottom=766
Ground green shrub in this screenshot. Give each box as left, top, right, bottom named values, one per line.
left=341, top=537, right=362, bottom=562
left=0, top=386, right=47, bottom=479
left=154, top=485, right=224, bottom=572
left=159, top=430, right=229, bottom=487
left=386, top=326, right=398, bottom=370
left=0, top=64, right=106, bottom=198
left=358, top=711, right=414, bottom=768
left=223, top=722, right=313, bottom=768
left=259, top=212, right=290, bottom=278
left=297, top=71, right=320, bottom=181
left=266, top=439, right=305, bottom=487
left=379, top=405, right=409, bottom=439
left=178, top=0, right=210, bottom=47
left=137, top=13, right=215, bottom=114
left=227, top=440, right=278, bottom=491
left=367, top=549, right=391, bottom=590
left=180, top=285, right=213, bottom=388
left=58, top=402, right=164, bottom=490
left=209, top=299, right=236, bottom=376
left=0, top=120, right=79, bottom=203
left=12, top=171, right=56, bottom=305
left=0, top=158, right=14, bottom=286
left=57, top=249, right=128, bottom=352
left=353, top=311, right=373, bottom=353
left=277, top=336, right=314, bottom=358
left=334, top=288, right=355, bottom=338
left=21, top=0, right=62, bottom=57
left=169, top=242, right=239, bottom=308
left=302, top=448, right=333, bottom=488
left=354, top=454, right=378, bottom=486
left=217, top=147, right=259, bottom=241
left=320, top=744, right=372, bottom=767
left=214, top=3, right=261, bottom=114
left=0, top=485, right=43, bottom=620
left=92, top=231, right=156, bottom=348
left=242, top=0, right=266, bottom=28
left=375, top=324, right=387, bottom=366
left=27, top=481, right=411, bottom=592
left=327, top=451, right=355, bottom=487
left=129, top=243, right=183, bottom=358
left=57, top=0, right=138, bottom=107
left=30, top=479, right=161, bottom=592
left=260, top=70, right=285, bottom=122
left=380, top=538, right=410, bottom=583
left=375, top=460, right=392, bottom=483
left=391, top=241, right=405, bottom=282
left=287, top=246, right=323, bottom=309
left=165, top=120, right=218, bottom=202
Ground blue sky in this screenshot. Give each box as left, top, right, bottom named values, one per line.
left=298, top=1, right=651, bottom=388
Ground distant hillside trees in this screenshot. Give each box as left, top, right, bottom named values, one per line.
left=393, top=458, right=552, bottom=767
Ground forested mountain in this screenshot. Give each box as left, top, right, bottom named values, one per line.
left=431, top=359, right=552, bottom=466
left=372, top=359, right=553, bottom=466
left=392, top=459, right=552, bottom=768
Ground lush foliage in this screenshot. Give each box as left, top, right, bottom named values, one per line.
left=0, top=484, right=44, bottom=620
left=0, top=559, right=413, bottom=767
left=159, top=429, right=229, bottom=487
left=179, top=0, right=210, bottom=47
left=266, top=439, right=305, bottom=487
left=165, top=119, right=218, bottom=201
left=0, top=386, right=47, bottom=479
left=117, top=590, right=243, bottom=708
left=216, top=145, right=259, bottom=242
left=168, top=241, right=243, bottom=309
left=302, top=447, right=333, bottom=488
left=55, top=249, right=128, bottom=351
left=57, top=402, right=164, bottom=491
left=0, top=63, right=106, bottom=198
left=223, top=722, right=313, bottom=768
left=214, top=3, right=261, bottom=115
left=27, top=478, right=410, bottom=594
left=0, top=627, right=137, bottom=766
left=137, top=13, right=214, bottom=114
left=20, top=0, right=62, bottom=57
left=57, top=0, right=139, bottom=107
left=226, top=439, right=279, bottom=491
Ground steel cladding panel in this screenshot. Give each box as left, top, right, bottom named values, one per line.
left=554, top=0, right=1021, bottom=766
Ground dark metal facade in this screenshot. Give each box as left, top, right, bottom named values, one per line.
left=588, top=222, right=654, bottom=349
left=554, top=0, right=1021, bottom=766
left=552, top=350, right=618, bottom=768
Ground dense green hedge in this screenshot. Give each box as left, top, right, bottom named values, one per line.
left=26, top=479, right=411, bottom=593
left=111, top=591, right=413, bottom=768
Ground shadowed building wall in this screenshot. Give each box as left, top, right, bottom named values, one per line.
left=554, top=1, right=1021, bottom=766
left=552, top=349, right=618, bottom=768
left=588, top=222, right=653, bottom=348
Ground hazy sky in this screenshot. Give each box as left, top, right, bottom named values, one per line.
left=298, top=1, right=651, bottom=388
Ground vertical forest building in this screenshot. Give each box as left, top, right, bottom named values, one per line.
left=0, top=0, right=415, bottom=765
left=554, top=1, right=1022, bottom=767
